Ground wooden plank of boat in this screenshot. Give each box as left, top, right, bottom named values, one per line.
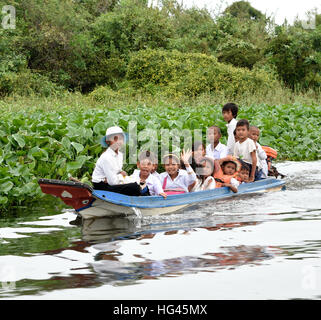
left=38, top=177, right=285, bottom=219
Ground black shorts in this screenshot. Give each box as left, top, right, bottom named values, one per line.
left=92, top=181, right=142, bottom=196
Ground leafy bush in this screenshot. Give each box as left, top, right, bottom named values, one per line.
left=216, top=38, right=260, bottom=69
left=90, top=0, right=173, bottom=56
left=126, top=49, right=279, bottom=97
left=266, top=26, right=321, bottom=90
left=0, top=71, right=65, bottom=97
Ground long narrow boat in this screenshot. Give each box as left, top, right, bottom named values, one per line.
left=38, top=178, right=286, bottom=219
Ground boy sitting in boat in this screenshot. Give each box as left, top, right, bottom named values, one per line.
left=132, top=151, right=161, bottom=181
left=248, top=126, right=268, bottom=179
left=214, top=156, right=241, bottom=193
left=236, top=163, right=250, bottom=184
left=160, top=150, right=197, bottom=195
left=127, top=151, right=167, bottom=198
left=92, top=126, right=142, bottom=196
left=206, top=126, right=228, bottom=160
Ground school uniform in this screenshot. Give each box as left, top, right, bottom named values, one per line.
left=159, top=167, right=196, bottom=193
left=92, top=147, right=124, bottom=185
left=256, top=143, right=268, bottom=178
left=226, top=118, right=237, bottom=155
left=234, top=138, right=262, bottom=181
left=206, top=142, right=228, bottom=160
left=133, top=169, right=161, bottom=181
left=92, top=147, right=141, bottom=195
left=129, top=170, right=164, bottom=196
left=191, top=176, right=216, bottom=192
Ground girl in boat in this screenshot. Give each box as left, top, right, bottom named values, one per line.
left=91, top=126, right=143, bottom=196
left=191, top=156, right=217, bottom=192
left=180, top=141, right=206, bottom=174
left=160, top=150, right=197, bottom=195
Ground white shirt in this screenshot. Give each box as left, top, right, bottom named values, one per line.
left=92, top=148, right=124, bottom=185
left=191, top=176, right=216, bottom=192
left=132, top=169, right=161, bottom=181
left=230, top=177, right=240, bottom=189
left=129, top=170, right=164, bottom=196
left=159, top=167, right=196, bottom=193
left=226, top=118, right=237, bottom=155
left=256, top=143, right=268, bottom=177
left=206, top=142, right=228, bottom=160
left=233, top=138, right=257, bottom=165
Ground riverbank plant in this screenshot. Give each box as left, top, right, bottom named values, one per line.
left=0, top=100, right=320, bottom=211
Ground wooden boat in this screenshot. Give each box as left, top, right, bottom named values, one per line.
left=38, top=177, right=286, bottom=219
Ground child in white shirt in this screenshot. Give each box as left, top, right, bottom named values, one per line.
left=128, top=151, right=167, bottom=198
left=222, top=103, right=238, bottom=155
left=233, top=119, right=261, bottom=182
left=248, top=126, right=268, bottom=178
left=206, top=126, right=228, bottom=160
left=132, top=150, right=161, bottom=181
left=160, top=150, right=197, bottom=194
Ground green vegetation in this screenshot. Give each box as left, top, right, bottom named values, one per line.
left=0, top=0, right=321, bottom=98
left=1, top=0, right=321, bottom=211
left=1, top=102, right=321, bottom=211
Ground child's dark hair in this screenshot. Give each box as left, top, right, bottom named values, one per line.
left=192, top=140, right=205, bottom=152
left=236, top=119, right=250, bottom=130
left=240, top=163, right=250, bottom=173
left=138, top=150, right=157, bottom=163
left=208, top=126, right=221, bottom=135
left=222, top=103, right=238, bottom=118
left=198, top=157, right=215, bottom=181
left=221, top=160, right=237, bottom=170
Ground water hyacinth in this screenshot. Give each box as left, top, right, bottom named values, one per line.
left=0, top=103, right=321, bottom=211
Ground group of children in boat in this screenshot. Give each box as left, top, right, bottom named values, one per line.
left=92, top=103, right=272, bottom=198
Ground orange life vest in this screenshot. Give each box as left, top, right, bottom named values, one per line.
left=214, top=169, right=237, bottom=188
left=262, top=146, right=278, bottom=170
left=262, top=146, right=277, bottom=159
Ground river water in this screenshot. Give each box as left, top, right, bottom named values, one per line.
left=0, top=161, right=321, bottom=300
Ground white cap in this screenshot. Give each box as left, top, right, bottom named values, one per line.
left=105, top=126, right=125, bottom=139
left=100, top=126, right=126, bottom=148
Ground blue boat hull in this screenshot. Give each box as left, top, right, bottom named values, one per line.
left=38, top=177, right=285, bottom=219
left=74, top=178, right=286, bottom=219
left=92, top=177, right=285, bottom=208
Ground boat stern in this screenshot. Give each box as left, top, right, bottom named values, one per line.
left=38, top=179, right=95, bottom=211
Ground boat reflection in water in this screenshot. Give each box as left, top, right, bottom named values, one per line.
left=80, top=216, right=276, bottom=284
left=81, top=216, right=141, bottom=243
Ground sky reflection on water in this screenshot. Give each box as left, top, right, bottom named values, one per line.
left=0, top=161, right=321, bottom=299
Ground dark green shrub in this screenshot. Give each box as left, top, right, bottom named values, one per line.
left=216, top=38, right=260, bottom=69
left=265, top=27, right=321, bottom=90
left=0, top=71, right=65, bottom=97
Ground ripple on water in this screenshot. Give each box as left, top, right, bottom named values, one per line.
left=1, top=161, right=321, bottom=299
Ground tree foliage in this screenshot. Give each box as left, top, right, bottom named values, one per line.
left=0, top=0, right=320, bottom=95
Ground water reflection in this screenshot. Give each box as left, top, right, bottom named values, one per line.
left=81, top=216, right=140, bottom=243
left=80, top=216, right=273, bottom=286
left=1, top=161, right=320, bottom=299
